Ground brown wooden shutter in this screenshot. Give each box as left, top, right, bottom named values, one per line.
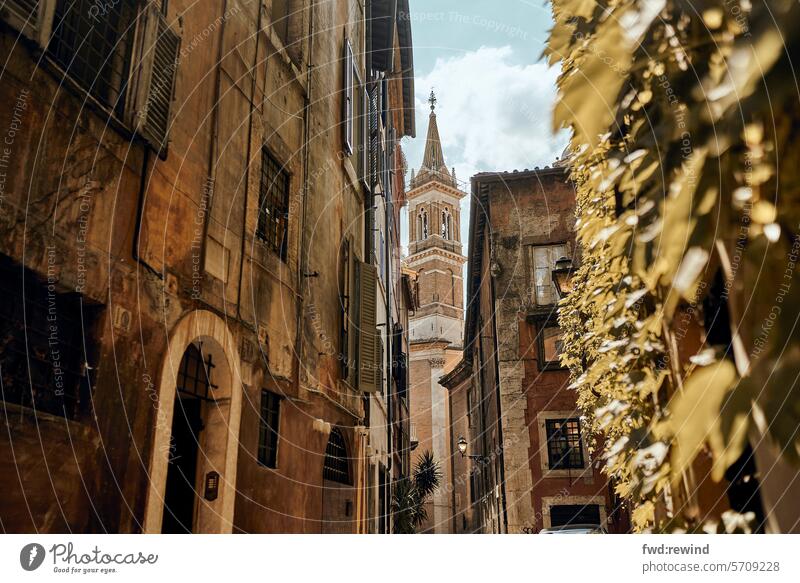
left=3, top=0, right=55, bottom=47
left=128, top=3, right=181, bottom=156
left=358, top=261, right=379, bottom=393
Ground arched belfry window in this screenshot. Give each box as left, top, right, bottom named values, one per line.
left=323, top=428, right=351, bottom=484
left=418, top=208, right=429, bottom=240
left=442, top=208, right=452, bottom=239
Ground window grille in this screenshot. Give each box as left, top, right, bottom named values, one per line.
left=323, top=428, right=350, bottom=484
left=0, top=254, right=98, bottom=420
left=48, top=0, right=135, bottom=112
left=176, top=344, right=217, bottom=400
left=257, top=149, right=290, bottom=260
left=545, top=418, right=584, bottom=469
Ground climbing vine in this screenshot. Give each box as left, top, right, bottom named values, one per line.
left=548, top=0, right=800, bottom=531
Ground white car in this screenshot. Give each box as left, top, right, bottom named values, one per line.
left=539, top=524, right=606, bottom=534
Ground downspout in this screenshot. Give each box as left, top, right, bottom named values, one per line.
left=385, top=0, right=398, bottom=533
left=489, top=242, right=510, bottom=534
left=236, top=0, right=261, bottom=319
left=199, top=0, right=228, bottom=297
left=293, top=0, right=316, bottom=395
left=132, top=147, right=162, bottom=278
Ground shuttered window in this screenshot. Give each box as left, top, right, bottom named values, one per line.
left=357, top=261, right=379, bottom=393
left=48, top=0, right=136, bottom=113
left=135, top=5, right=181, bottom=154
left=2, top=0, right=56, bottom=46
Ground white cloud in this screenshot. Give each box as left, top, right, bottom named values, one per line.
left=401, top=46, right=568, bottom=257
left=407, top=45, right=569, bottom=182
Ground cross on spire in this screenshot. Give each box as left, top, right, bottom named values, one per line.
left=428, top=90, right=437, bottom=112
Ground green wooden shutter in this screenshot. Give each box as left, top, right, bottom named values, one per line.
left=358, top=261, right=379, bottom=393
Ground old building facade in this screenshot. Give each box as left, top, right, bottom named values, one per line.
left=441, top=164, right=628, bottom=533
left=0, top=0, right=416, bottom=533
left=406, top=95, right=466, bottom=533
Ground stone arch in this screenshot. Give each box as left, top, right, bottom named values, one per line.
left=143, top=309, right=242, bottom=533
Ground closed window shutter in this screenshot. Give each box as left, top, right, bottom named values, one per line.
left=129, top=3, right=181, bottom=156
left=3, top=0, right=55, bottom=47
left=369, top=87, right=379, bottom=188
left=358, top=261, right=379, bottom=393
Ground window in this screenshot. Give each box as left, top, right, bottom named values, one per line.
left=3, top=1, right=180, bottom=154
left=177, top=344, right=217, bottom=399
left=257, top=149, right=290, bottom=260
left=323, top=428, right=350, bottom=484
left=418, top=208, right=429, bottom=240
left=442, top=209, right=452, bottom=239
left=340, top=239, right=352, bottom=380
left=258, top=390, right=281, bottom=468
left=0, top=254, right=99, bottom=420
left=538, top=325, right=565, bottom=369
left=48, top=0, right=136, bottom=113
left=343, top=39, right=355, bottom=155
left=530, top=244, right=568, bottom=305
left=545, top=419, right=584, bottom=470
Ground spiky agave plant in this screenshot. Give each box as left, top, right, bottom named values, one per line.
left=391, top=450, right=442, bottom=534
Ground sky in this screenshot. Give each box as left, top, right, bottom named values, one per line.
left=400, top=0, right=569, bottom=253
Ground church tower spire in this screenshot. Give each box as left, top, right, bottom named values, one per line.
left=411, top=92, right=455, bottom=189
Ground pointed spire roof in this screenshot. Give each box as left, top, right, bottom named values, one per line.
left=411, top=91, right=456, bottom=189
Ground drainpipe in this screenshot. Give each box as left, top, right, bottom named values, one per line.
left=489, top=249, right=510, bottom=534
left=236, top=0, right=262, bottom=320
left=292, top=0, right=316, bottom=396
left=199, top=0, right=228, bottom=298
left=132, top=147, right=162, bottom=278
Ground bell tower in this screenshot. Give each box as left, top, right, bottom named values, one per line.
left=406, top=92, right=466, bottom=533
left=407, top=92, right=466, bottom=345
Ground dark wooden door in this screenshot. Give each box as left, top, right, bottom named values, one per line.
left=162, top=397, right=202, bottom=533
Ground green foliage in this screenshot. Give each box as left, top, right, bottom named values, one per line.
left=548, top=0, right=800, bottom=531
left=391, top=451, right=442, bottom=534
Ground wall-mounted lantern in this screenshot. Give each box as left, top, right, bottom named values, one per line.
left=552, top=257, right=576, bottom=299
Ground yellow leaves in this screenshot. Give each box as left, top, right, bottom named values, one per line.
left=751, top=200, right=776, bottom=224
left=632, top=501, right=655, bottom=531
left=702, top=8, right=724, bottom=30
left=666, top=359, right=739, bottom=480
left=553, top=15, right=632, bottom=146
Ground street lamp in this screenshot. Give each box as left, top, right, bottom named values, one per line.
left=457, top=436, right=490, bottom=463
left=552, top=256, right=576, bottom=299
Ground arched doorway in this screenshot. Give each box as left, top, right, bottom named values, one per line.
left=161, top=344, right=215, bottom=533
left=321, top=428, right=354, bottom=533
left=143, top=310, right=242, bottom=534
